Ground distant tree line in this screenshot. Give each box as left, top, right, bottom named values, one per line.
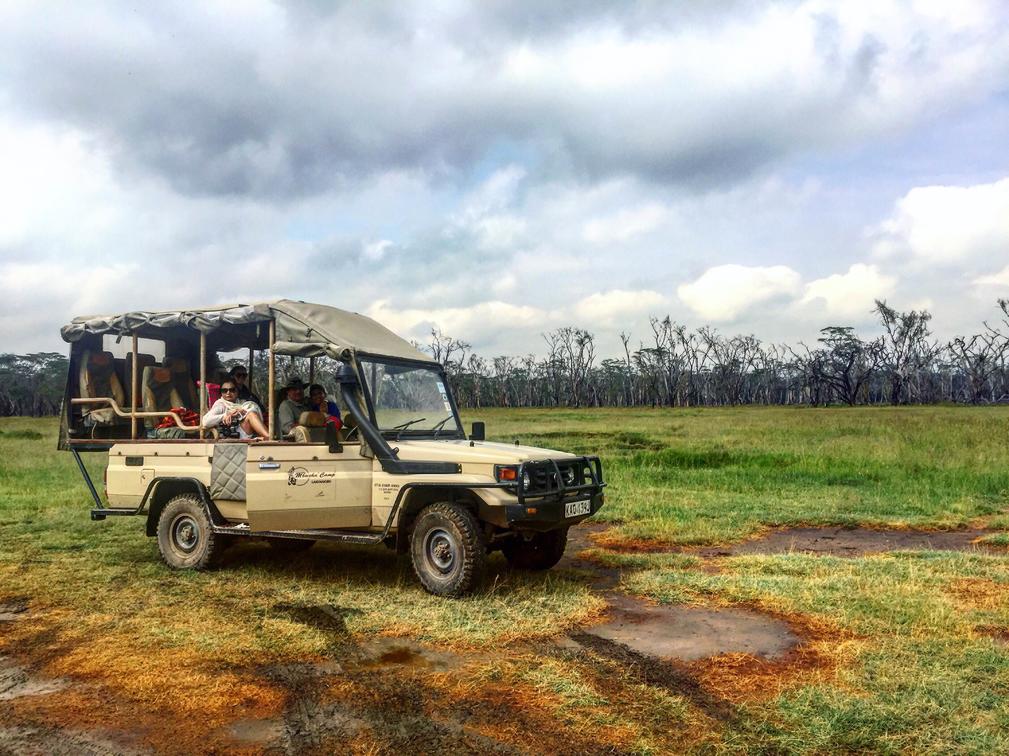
left=3, top=300, right=1009, bottom=416
left=432, top=299, right=1009, bottom=409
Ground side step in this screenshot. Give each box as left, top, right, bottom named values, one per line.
left=211, top=523, right=384, bottom=545
left=91, top=507, right=146, bottom=521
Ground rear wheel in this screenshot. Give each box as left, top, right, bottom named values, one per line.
left=502, top=528, right=568, bottom=570
left=157, top=495, right=223, bottom=570
left=409, top=503, right=486, bottom=598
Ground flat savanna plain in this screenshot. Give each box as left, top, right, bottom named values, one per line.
left=2, top=407, right=1009, bottom=753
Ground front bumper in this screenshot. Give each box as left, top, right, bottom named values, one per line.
left=503, top=490, right=606, bottom=532
left=481, top=456, right=606, bottom=532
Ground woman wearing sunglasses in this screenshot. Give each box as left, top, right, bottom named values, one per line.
left=202, top=380, right=269, bottom=440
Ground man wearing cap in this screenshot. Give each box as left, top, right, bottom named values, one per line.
left=278, top=377, right=310, bottom=437
left=229, top=366, right=264, bottom=415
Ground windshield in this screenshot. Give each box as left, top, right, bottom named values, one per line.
left=359, top=359, right=461, bottom=436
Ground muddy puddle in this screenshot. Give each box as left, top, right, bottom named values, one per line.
left=696, top=526, right=1000, bottom=557
left=0, top=655, right=67, bottom=702
left=0, top=599, right=29, bottom=623
left=577, top=594, right=798, bottom=662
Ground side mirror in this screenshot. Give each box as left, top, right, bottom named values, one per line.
left=325, top=421, right=343, bottom=453
left=470, top=421, right=485, bottom=441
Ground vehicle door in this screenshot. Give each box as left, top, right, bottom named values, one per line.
left=245, top=441, right=372, bottom=531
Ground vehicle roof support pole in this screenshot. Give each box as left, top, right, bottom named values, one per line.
left=309, top=356, right=315, bottom=383
left=130, top=333, right=138, bottom=440
left=199, top=332, right=206, bottom=440
left=247, top=346, right=254, bottom=386
left=268, top=319, right=276, bottom=440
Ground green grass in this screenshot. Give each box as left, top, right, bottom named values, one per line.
left=476, top=405, right=1009, bottom=544
left=4, top=408, right=1009, bottom=753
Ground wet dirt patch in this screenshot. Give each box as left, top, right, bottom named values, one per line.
left=579, top=594, right=799, bottom=662
left=355, top=637, right=463, bottom=671
left=0, top=655, right=67, bottom=701
left=0, top=597, right=29, bottom=622
left=0, top=725, right=146, bottom=755
left=595, top=526, right=1007, bottom=557
left=697, top=527, right=1002, bottom=557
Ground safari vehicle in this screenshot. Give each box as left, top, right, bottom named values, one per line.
left=59, top=301, right=605, bottom=597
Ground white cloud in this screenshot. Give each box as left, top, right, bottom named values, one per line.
left=872, top=177, right=1009, bottom=264
left=363, top=239, right=393, bottom=261
left=365, top=299, right=548, bottom=346
left=801, top=263, right=896, bottom=319
left=677, top=264, right=802, bottom=321
left=974, top=265, right=1009, bottom=288
left=571, top=289, right=668, bottom=326
left=582, top=203, right=667, bottom=244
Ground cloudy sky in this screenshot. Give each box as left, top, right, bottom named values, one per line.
left=2, top=1, right=1008, bottom=357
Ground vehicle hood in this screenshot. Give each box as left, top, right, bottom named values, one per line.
left=393, top=439, right=575, bottom=465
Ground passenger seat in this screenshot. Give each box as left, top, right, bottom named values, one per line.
left=164, top=357, right=199, bottom=410
left=79, top=350, right=126, bottom=425
left=142, top=366, right=184, bottom=429
left=290, top=411, right=328, bottom=443
left=125, top=352, right=156, bottom=409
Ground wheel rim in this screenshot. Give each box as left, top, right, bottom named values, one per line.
left=171, top=514, right=201, bottom=554
left=423, top=527, right=457, bottom=574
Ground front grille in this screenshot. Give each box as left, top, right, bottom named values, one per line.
left=519, top=457, right=603, bottom=498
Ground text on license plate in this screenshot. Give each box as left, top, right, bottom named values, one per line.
left=564, top=500, right=591, bottom=518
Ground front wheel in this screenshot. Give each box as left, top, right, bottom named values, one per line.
left=502, top=528, right=568, bottom=570
left=156, top=494, right=223, bottom=570
left=409, top=503, right=486, bottom=598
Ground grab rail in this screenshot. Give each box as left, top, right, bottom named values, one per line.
left=70, top=397, right=200, bottom=431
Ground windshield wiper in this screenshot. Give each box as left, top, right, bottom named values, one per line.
left=431, top=414, right=455, bottom=439
left=391, top=417, right=426, bottom=441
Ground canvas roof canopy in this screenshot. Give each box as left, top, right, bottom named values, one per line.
left=60, top=299, right=435, bottom=364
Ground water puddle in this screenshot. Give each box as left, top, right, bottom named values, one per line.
left=697, top=527, right=998, bottom=557
left=578, top=594, right=799, bottom=662
left=0, top=655, right=68, bottom=701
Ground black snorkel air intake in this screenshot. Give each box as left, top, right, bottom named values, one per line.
left=337, top=363, right=460, bottom=476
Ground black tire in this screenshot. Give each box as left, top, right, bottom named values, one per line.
left=502, top=528, right=568, bottom=571
left=266, top=537, right=315, bottom=552
left=156, top=494, right=223, bottom=570
left=409, top=503, right=486, bottom=598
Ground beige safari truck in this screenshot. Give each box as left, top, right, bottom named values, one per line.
left=59, top=301, right=605, bottom=597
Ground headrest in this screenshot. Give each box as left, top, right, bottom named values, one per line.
left=152, top=367, right=172, bottom=383
left=167, top=357, right=189, bottom=373
left=88, top=351, right=113, bottom=367
left=299, top=411, right=328, bottom=427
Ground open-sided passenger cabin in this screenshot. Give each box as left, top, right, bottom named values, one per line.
left=60, top=300, right=448, bottom=529
left=61, top=300, right=415, bottom=443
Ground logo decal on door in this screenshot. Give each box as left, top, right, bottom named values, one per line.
left=288, top=467, right=336, bottom=486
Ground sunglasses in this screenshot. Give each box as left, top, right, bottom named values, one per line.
left=221, top=387, right=238, bottom=393
left=234, top=373, right=248, bottom=378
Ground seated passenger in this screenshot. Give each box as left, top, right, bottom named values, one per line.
left=229, top=366, right=264, bottom=414
left=278, top=377, right=310, bottom=436
left=308, top=383, right=342, bottom=428
left=203, top=381, right=268, bottom=440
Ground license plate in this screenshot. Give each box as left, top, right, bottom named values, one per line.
left=565, top=500, right=591, bottom=518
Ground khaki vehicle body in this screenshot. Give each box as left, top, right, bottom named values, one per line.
left=61, top=301, right=605, bottom=596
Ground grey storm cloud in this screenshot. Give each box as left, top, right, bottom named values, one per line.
left=3, top=1, right=1003, bottom=199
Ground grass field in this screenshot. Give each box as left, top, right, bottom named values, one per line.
left=2, top=407, right=1009, bottom=753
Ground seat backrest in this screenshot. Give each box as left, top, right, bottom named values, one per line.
left=291, top=425, right=327, bottom=443
left=79, top=350, right=126, bottom=424
left=125, top=353, right=156, bottom=408
left=298, top=411, right=328, bottom=427
left=142, top=366, right=183, bottom=428
left=164, top=356, right=198, bottom=409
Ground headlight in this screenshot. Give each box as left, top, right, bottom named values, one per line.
left=522, top=470, right=531, bottom=490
